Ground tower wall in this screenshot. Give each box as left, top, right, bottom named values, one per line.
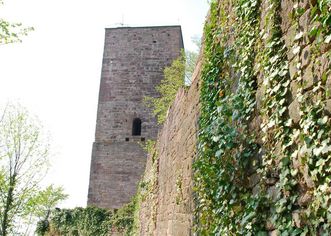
left=88, top=26, right=184, bottom=209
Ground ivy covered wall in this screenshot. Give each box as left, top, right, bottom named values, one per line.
left=136, top=0, right=331, bottom=235
left=194, top=0, right=331, bottom=235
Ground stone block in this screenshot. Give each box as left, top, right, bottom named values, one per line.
left=302, top=64, right=318, bottom=90
left=256, top=87, right=265, bottom=110
left=249, top=173, right=260, bottom=188
left=289, top=99, right=301, bottom=124
left=292, top=210, right=302, bottom=228
left=290, top=81, right=299, bottom=101
left=287, top=46, right=297, bottom=62
left=267, top=186, right=278, bottom=202
left=325, top=99, right=331, bottom=115
left=269, top=229, right=279, bottom=236
left=326, top=74, right=331, bottom=89
left=289, top=59, right=298, bottom=80
left=284, top=25, right=297, bottom=49
left=300, top=45, right=311, bottom=69
left=303, top=165, right=315, bottom=188
left=280, top=0, right=295, bottom=33
left=298, top=191, right=312, bottom=206
left=253, top=184, right=261, bottom=196
left=299, top=10, right=311, bottom=46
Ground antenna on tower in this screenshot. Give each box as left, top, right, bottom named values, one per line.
left=115, top=14, right=129, bottom=27
left=121, top=14, right=124, bottom=26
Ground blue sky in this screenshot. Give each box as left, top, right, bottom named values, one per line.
left=0, top=0, right=209, bottom=207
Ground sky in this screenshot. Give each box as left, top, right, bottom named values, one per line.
left=0, top=0, right=209, bottom=208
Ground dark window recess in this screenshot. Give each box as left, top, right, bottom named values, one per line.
left=125, top=138, right=129, bottom=141
left=132, top=118, right=142, bottom=136
left=141, top=137, right=145, bottom=141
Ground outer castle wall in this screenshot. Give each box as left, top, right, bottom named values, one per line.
left=136, top=0, right=331, bottom=234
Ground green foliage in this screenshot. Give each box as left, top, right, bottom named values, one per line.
left=309, top=0, right=331, bottom=43
left=145, top=52, right=186, bottom=124
left=31, top=185, right=68, bottom=219
left=194, top=0, right=266, bottom=234
left=141, top=139, right=156, bottom=154
left=0, top=104, right=66, bottom=235
left=0, top=1, right=33, bottom=45
left=110, top=197, right=137, bottom=235
left=194, top=0, right=331, bottom=234
left=259, top=0, right=296, bottom=233
left=185, top=49, right=199, bottom=84
left=39, top=207, right=112, bottom=236
left=41, top=142, right=157, bottom=236
left=40, top=198, right=138, bottom=236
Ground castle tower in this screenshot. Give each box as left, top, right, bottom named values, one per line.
left=87, top=26, right=184, bottom=209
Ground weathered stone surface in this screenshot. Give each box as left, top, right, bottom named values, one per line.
left=327, top=76, right=331, bottom=87
left=268, top=186, right=278, bottom=202
left=302, top=64, right=317, bottom=90
left=266, top=219, right=276, bottom=231
left=325, top=99, right=331, bottom=115
left=249, top=173, right=260, bottom=188
left=138, top=56, right=202, bottom=236
left=266, top=177, right=278, bottom=186
left=303, top=165, right=315, bottom=188
left=280, top=0, right=295, bottom=33
left=289, top=99, right=301, bottom=124
left=88, top=26, right=184, bottom=209
left=256, top=87, right=264, bottom=110
left=269, top=229, right=279, bottom=236
left=289, top=59, right=298, bottom=80
left=298, top=191, right=313, bottom=206
left=301, top=45, right=311, bottom=69
left=299, top=10, right=311, bottom=46
left=292, top=210, right=302, bottom=228
left=290, top=81, right=299, bottom=101
left=284, top=25, right=297, bottom=50
left=253, top=184, right=261, bottom=196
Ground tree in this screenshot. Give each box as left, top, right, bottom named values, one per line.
left=144, top=46, right=200, bottom=124
left=0, top=104, right=66, bottom=235
left=34, top=185, right=68, bottom=235
left=144, top=52, right=186, bottom=124
left=185, top=35, right=201, bottom=84
left=185, top=50, right=199, bottom=84
left=0, top=0, right=33, bottom=45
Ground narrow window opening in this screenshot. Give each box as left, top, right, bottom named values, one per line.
left=141, top=137, right=145, bottom=141
left=132, top=118, right=142, bottom=136
left=125, top=138, right=129, bottom=141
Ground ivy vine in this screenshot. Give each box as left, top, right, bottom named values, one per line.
left=194, top=0, right=331, bottom=235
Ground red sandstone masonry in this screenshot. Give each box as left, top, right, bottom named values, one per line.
left=138, top=56, right=202, bottom=235
left=88, top=26, right=184, bottom=209
left=137, top=0, right=331, bottom=234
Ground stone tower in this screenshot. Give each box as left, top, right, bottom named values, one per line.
left=87, top=26, right=184, bottom=209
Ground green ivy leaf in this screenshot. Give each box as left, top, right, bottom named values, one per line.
left=325, top=34, right=331, bottom=43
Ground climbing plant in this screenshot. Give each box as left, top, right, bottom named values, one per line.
left=194, top=0, right=331, bottom=235
left=37, top=202, right=137, bottom=236
left=193, top=0, right=267, bottom=234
